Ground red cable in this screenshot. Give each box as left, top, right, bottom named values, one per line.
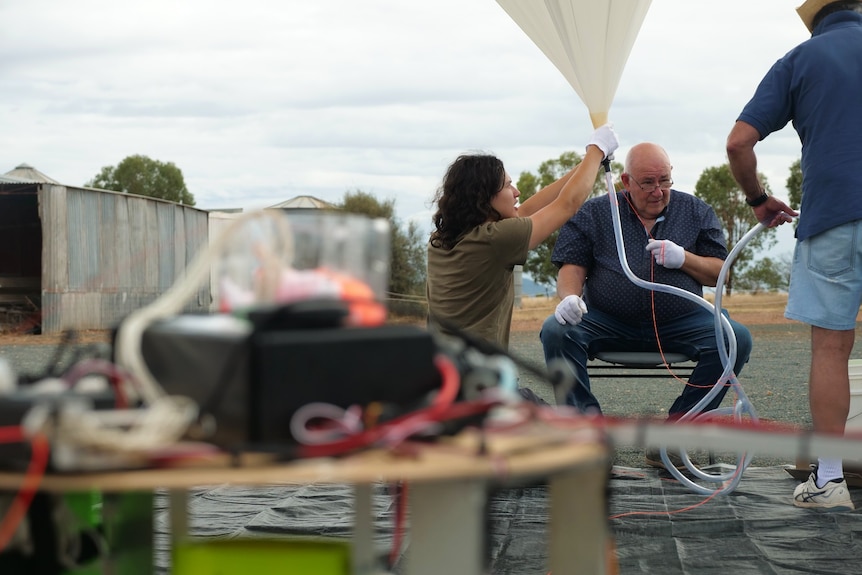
left=0, top=427, right=50, bottom=552
left=428, top=354, right=460, bottom=414
left=297, top=354, right=500, bottom=458
left=62, top=358, right=130, bottom=409
left=297, top=397, right=499, bottom=458
left=0, top=426, right=25, bottom=444
left=388, top=481, right=408, bottom=569
left=620, top=192, right=727, bottom=389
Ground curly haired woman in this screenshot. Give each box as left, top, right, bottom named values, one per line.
left=427, top=123, right=618, bottom=349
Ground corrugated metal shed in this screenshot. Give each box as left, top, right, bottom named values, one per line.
left=0, top=174, right=30, bottom=184
left=2, top=163, right=61, bottom=184
left=0, top=164, right=211, bottom=333
left=267, top=195, right=336, bottom=210
left=0, top=168, right=47, bottom=331
left=39, top=185, right=211, bottom=333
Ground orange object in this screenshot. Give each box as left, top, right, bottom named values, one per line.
left=225, top=265, right=387, bottom=327
left=316, top=268, right=386, bottom=327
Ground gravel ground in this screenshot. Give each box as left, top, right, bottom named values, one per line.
left=510, top=321, right=862, bottom=469
left=0, top=336, right=112, bottom=385
left=3, top=320, right=862, bottom=470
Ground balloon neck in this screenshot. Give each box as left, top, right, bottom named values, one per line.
left=602, top=158, right=611, bottom=173
left=590, top=111, right=608, bottom=129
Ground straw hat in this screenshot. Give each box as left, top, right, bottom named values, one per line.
left=797, top=0, right=842, bottom=32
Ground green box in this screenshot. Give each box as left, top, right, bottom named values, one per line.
left=173, top=537, right=352, bottom=575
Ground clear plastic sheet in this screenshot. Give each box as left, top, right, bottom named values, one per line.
left=152, top=466, right=862, bottom=574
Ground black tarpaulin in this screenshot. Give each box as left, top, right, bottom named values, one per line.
left=153, top=466, right=862, bottom=574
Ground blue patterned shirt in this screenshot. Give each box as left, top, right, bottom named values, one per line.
left=551, top=190, right=727, bottom=324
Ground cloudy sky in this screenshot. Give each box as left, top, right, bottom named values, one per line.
left=1, top=0, right=810, bottom=255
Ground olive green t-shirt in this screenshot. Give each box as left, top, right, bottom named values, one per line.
left=426, top=218, right=532, bottom=348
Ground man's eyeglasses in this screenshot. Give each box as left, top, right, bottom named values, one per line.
left=631, top=177, right=673, bottom=193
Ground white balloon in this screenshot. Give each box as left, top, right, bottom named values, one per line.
left=495, top=0, right=652, bottom=127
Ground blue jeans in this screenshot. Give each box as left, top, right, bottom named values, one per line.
left=539, top=307, right=753, bottom=417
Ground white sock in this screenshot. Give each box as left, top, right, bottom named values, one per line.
left=816, top=458, right=844, bottom=487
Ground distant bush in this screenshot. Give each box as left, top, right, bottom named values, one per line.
left=387, top=299, right=427, bottom=323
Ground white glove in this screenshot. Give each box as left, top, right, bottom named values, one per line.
left=554, top=294, right=588, bottom=325
left=646, top=239, right=685, bottom=269
left=586, top=123, right=619, bottom=161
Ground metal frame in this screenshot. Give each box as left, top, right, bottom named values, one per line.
left=588, top=350, right=697, bottom=379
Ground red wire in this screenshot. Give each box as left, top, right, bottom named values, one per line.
left=619, top=192, right=680, bottom=380
left=620, top=192, right=728, bottom=389
left=62, top=359, right=130, bottom=409
left=297, top=354, right=501, bottom=458
left=108, top=371, right=128, bottom=409
left=297, top=397, right=499, bottom=458
left=0, top=427, right=50, bottom=552
left=428, top=354, right=460, bottom=414
left=0, top=425, right=25, bottom=444
left=388, top=481, right=408, bottom=568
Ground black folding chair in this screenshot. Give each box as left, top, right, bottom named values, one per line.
left=588, top=350, right=697, bottom=378
left=587, top=340, right=698, bottom=379
left=586, top=340, right=717, bottom=465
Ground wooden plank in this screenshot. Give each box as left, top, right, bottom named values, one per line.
left=0, top=429, right=608, bottom=491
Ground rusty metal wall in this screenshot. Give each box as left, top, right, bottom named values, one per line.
left=39, top=185, right=211, bottom=333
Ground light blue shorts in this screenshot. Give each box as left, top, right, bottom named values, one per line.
left=785, top=219, right=862, bottom=330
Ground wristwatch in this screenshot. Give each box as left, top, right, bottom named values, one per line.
left=745, top=192, right=769, bottom=207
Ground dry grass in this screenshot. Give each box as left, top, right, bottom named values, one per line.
left=512, top=292, right=794, bottom=332
left=0, top=293, right=822, bottom=344
left=0, top=329, right=113, bottom=346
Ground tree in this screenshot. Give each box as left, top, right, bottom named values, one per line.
left=694, top=164, right=777, bottom=295
left=516, top=152, right=624, bottom=288
left=733, top=255, right=791, bottom=293
left=86, top=154, right=195, bottom=205
left=786, top=158, right=802, bottom=230
left=338, top=190, right=426, bottom=300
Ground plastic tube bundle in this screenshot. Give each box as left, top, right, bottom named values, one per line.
left=603, top=165, right=761, bottom=496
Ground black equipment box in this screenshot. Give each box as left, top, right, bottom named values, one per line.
left=249, top=325, right=441, bottom=445
left=139, top=314, right=442, bottom=450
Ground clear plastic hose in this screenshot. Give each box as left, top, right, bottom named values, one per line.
left=603, top=165, right=761, bottom=495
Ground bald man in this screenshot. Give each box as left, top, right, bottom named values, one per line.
left=540, top=142, right=753, bottom=470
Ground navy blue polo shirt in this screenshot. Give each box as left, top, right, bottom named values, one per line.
left=552, top=190, right=727, bottom=324
left=737, top=11, right=862, bottom=241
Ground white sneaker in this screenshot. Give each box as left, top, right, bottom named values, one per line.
left=793, top=472, right=855, bottom=511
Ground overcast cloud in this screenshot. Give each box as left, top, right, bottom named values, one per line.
left=1, top=1, right=810, bottom=255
